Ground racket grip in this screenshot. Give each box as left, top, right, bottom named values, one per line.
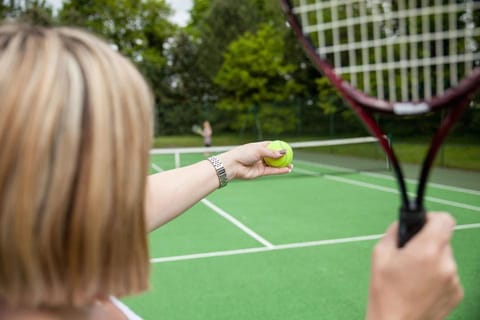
left=398, top=203, right=426, bottom=248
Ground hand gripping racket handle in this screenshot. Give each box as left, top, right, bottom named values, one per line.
left=398, top=202, right=426, bottom=248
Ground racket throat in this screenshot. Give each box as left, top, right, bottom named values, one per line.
left=398, top=201, right=426, bottom=248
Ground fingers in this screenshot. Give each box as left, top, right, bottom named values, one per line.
left=257, top=142, right=286, bottom=159
left=368, top=212, right=462, bottom=320
left=376, top=212, right=455, bottom=254
left=262, top=164, right=293, bottom=176
left=377, top=220, right=399, bottom=248
left=407, top=212, right=456, bottom=250
left=222, top=142, right=293, bottom=180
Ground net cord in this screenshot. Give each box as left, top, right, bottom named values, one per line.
left=150, top=136, right=383, bottom=169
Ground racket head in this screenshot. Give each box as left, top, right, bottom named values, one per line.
left=281, top=0, right=479, bottom=246
left=281, top=0, right=480, bottom=114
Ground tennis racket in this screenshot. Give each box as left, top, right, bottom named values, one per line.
left=281, top=0, right=480, bottom=247
left=192, top=124, right=203, bottom=135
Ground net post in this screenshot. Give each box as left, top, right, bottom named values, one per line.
left=386, top=133, right=392, bottom=170
left=175, top=152, right=180, bottom=168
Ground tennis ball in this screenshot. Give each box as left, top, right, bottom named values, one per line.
left=264, top=140, right=293, bottom=168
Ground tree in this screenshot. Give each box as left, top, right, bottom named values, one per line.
left=1, top=0, right=54, bottom=26
left=59, top=0, right=172, bottom=61
left=155, top=30, right=229, bottom=135
left=215, top=23, right=302, bottom=137
left=316, top=77, right=365, bottom=136
left=191, top=0, right=285, bottom=80
left=185, top=0, right=210, bottom=38
left=58, top=0, right=175, bottom=134
left=166, top=0, right=292, bottom=135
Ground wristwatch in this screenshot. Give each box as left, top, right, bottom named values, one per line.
left=208, top=156, right=228, bottom=188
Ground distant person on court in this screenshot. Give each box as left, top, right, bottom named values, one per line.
left=202, top=120, right=212, bottom=156
left=0, top=24, right=462, bottom=320
left=202, top=120, right=212, bottom=147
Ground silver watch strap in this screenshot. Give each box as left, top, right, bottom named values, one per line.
left=208, top=156, right=228, bottom=188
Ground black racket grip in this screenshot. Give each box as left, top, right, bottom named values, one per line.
left=398, top=203, right=426, bottom=248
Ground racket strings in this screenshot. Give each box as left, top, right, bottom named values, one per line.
left=293, top=0, right=480, bottom=102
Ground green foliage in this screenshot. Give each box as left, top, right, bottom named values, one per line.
left=194, top=0, right=258, bottom=80
left=315, top=77, right=366, bottom=135
left=0, top=0, right=478, bottom=142
left=1, top=0, right=54, bottom=26
left=316, top=77, right=344, bottom=115
left=464, top=95, right=480, bottom=136
left=162, top=0, right=281, bottom=130
left=189, top=0, right=284, bottom=80
left=215, top=23, right=303, bottom=136
left=59, top=0, right=172, bottom=61
left=58, top=0, right=176, bottom=133
left=185, top=0, right=210, bottom=37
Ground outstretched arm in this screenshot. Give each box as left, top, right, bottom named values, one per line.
left=145, top=141, right=292, bottom=231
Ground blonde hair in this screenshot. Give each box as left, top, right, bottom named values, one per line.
left=0, top=25, right=153, bottom=308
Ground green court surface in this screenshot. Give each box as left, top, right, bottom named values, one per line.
left=123, top=151, right=480, bottom=319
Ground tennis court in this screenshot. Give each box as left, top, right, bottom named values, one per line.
left=123, top=138, right=480, bottom=319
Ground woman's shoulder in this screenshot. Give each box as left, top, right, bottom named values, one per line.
left=0, top=297, right=141, bottom=320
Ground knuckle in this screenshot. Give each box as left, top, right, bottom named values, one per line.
left=449, top=284, right=464, bottom=308
left=435, top=212, right=455, bottom=227
left=442, top=262, right=458, bottom=278
left=372, top=242, right=387, bottom=260
left=418, top=243, right=439, bottom=263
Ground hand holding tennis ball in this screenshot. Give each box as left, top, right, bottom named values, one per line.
left=263, top=140, right=293, bottom=168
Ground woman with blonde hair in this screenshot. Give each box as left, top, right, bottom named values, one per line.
left=0, top=24, right=462, bottom=320
left=0, top=24, right=290, bottom=319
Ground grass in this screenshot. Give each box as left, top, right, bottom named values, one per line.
left=394, top=142, right=480, bottom=171
left=152, top=134, right=480, bottom=171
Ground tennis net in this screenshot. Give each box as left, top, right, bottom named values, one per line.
left=149, top=136, right=389, bottom=173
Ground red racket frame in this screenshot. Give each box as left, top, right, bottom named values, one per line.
left=281, top=0, right=480, bottom=246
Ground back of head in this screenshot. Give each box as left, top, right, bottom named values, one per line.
left=0, top=24, right=153, bottom=308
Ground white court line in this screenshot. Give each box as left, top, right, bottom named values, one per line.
left=110, top=297, right=143, bottom=320
left=150, top=163, right=273, bottom=248
left=151, top=163, right=164, bottom=173
left=150, top=223, right=480, bottom=263
left=201, top=198, right=274, bottom=247
left=294, top=159, right=480, bottom=195
left=293, top=167, right=480, bottom=212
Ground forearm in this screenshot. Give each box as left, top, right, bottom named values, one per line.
left=144, top=142, right=291, bottom=232
left=145, top=159, right=219, bottom=231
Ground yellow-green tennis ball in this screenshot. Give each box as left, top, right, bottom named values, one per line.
left=264, top=140, right=293, bottom=167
